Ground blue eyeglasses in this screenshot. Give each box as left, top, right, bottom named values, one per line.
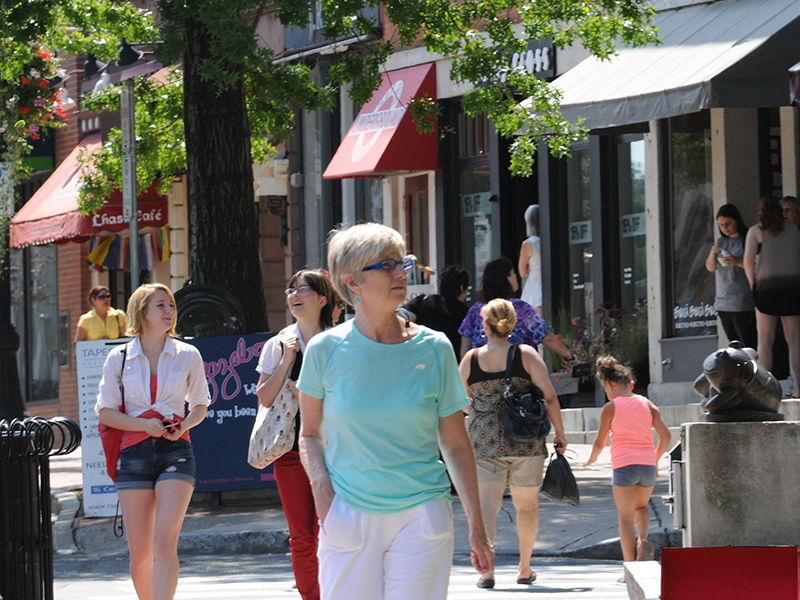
left=362, top=256, right=414, bottom=272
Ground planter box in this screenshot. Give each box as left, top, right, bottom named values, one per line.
left=550, top=373, right=579, bottom=396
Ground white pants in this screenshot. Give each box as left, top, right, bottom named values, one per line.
left=319, top=496, right=455, bottom=600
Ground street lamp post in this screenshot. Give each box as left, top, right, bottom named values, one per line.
left=120, top=77, right=138, bottom=290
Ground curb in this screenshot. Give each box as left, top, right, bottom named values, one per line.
left=72, top=519, right=291, bottom=556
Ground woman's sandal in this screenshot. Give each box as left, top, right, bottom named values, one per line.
left=476, top=577, right=495, bottom=589
left=617, top=574, right=626, bottom=584
left=516, top=572, right=537, bottom=585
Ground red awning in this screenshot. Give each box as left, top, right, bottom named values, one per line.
left=10, top=134, right=168, bottom=248
left=323, top=63, right=437, bottom=179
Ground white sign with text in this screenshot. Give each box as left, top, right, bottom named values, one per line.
left=76, top=338, right=130, bottom=517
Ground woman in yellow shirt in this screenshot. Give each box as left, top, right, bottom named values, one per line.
left=75, top=286, right=127, bottom=341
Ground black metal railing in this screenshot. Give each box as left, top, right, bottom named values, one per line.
left=0, top=417, right=81, bottom=600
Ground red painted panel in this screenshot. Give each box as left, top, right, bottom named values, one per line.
left=661, top=546, right=800, bottom=599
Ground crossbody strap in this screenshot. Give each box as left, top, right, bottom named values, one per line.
left=504, top=345, right=517, bottom=393
left=119, top=343, right=128, bottom=413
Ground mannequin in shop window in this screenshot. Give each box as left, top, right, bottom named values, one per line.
left=518, top=205, right=543, bottom=315
left=75, top=285, right=127, bottom=341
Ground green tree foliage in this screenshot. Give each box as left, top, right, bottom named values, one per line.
left=2, top=0, right=658, bottom=332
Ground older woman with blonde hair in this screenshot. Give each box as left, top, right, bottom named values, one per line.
left=296, top=222, right=494, bottom=600
left=459, top=298, right=567, bottom=589
left=96, top=284, right=210, bottom=600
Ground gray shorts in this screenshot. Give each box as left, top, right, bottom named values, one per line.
left=476, top=455, right=545, bottom=487
left=116, top=437, right=196, bottom=490
left=612, top=464, right=656, bottom=488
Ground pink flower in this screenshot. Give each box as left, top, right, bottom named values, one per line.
left=571, top=317, right=580, bottom=325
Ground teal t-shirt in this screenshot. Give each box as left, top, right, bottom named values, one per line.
left=296, top=320, right=469, bottom=514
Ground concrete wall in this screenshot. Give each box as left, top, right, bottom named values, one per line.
left=683, top=421, right=800, bottom=547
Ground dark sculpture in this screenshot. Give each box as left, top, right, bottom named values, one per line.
left=693, top=341, right=783, bottom=422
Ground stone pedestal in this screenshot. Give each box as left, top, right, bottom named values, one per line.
left=682, top=421, right=800, bottom=547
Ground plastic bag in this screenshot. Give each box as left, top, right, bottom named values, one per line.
left=541, top=451, right=580, bottom=506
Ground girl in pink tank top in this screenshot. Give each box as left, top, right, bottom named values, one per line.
left=582, top=356, right=671, bottom=581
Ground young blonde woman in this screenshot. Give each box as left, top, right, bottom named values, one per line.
left=583, top=356, right=670, bottom=581
left=95, top=284, right=210, bottom=600
left=255, top=270, right=336, bottom=600
left=459, top=298, right=567, bottom=589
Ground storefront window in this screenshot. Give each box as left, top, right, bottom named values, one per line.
left=618, top=137, right=647, bottom=312
left=666, top=112, right=715, bottom=337
left=10, top=245, right=59, bottom=403
left=566, top=143, right=592, bottom=328
left=460, top=165, right=492, bottom=296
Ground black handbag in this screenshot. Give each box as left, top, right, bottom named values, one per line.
left=501, top=345, right=551, bottom=443
left=541, top=451, right=580, bottom=506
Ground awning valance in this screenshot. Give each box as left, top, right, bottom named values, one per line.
left=551, top=0, right=800, bottom=130
left=323, top=63, right=437, bottom=179
left=10, top=134, right=168, bottom=248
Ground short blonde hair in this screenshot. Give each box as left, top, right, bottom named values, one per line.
left=327, top=223, right=406, bottom=305
left=480, top=298, right=516, bottom=337
left=126, top=283, right=177, bottom=337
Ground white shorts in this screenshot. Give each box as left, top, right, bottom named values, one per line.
left=319, top=496, right=454, bottom=600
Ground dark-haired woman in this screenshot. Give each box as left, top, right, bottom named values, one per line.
left=744, top=196, right=800, bottom=397
left=75, top=285, right=127, bottom=341
left=402, top=265, right=470, bottom=358
left=255, top=270, right=337, bottom=600
left=583, top=356, right=670, bottom=581
left=459, top=299, right=566, bottom=589
left=705, top=204, right=756, bottom=349
left=458, top=257, right=575, bottom=366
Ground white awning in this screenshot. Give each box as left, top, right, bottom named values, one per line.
left=552, top=0, right=800, bottom=130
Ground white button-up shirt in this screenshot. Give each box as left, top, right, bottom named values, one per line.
left=95, top=336, right=210, bottom=419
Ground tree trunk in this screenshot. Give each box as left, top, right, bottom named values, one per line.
left=183, top=17, right=269, bottom=334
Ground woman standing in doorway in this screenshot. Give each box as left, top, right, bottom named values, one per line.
left=255, top=270, right=336, bottom=600
left=75, top=285, right=127, bottom=341
left=96, top=284, right=210, bottom=600
left=744, top=196, right=800, bottom=397
left=705, top=204, right=757, bottom=349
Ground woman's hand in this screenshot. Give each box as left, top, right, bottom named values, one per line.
left=142, top=418, right=166, bottom=437
left=312, top=479, right=336, bottom=523
left=282, top=336, right=300, bottom=358
left=287, top=381, right=299, bottom=399
left=470, top=529, right=495, bottom=574
left=709, top=244, right=721, bottom=258
left=553, top=434, right=568, bottom=454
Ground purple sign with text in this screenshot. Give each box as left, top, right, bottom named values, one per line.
left=187, top=332, right=276, bottom=492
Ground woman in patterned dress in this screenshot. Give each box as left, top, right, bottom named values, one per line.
left=459, top=298, right=567, bottom=589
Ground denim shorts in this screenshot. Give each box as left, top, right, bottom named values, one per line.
left=115, top=437, right=197, bottom=490
left=612, top=464, right=656, bottom=488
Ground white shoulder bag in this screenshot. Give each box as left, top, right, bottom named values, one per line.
left=247, top=347, right=301, bottom=469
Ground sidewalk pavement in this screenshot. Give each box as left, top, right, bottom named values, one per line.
left=50, top=443, right=680, bottom=559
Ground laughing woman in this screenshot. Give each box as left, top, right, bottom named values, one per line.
left=297, top=223, right=494, bottom=600
left=255, top=270, right=336, bottom=600
left=95, top=284, right=210, bottom=600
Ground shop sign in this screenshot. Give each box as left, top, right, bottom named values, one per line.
left=502, top=37, right=555, bottom=81
left=78, top=333, right=278, bottom=516
left=569, top=220, right=592, bottom=245
left=621, top=212, right=646, bottom=238
left=462, top=192, right=492, bottom=218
